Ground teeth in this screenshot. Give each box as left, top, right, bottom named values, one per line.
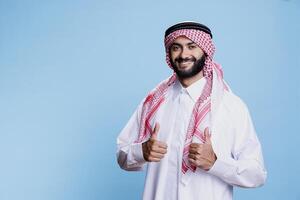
left=181, top=61, right=192, bottom=64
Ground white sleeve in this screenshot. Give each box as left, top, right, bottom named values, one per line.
left=116, top=102, right=147, bottom=171
left=208, top=100, right=267, bottom=188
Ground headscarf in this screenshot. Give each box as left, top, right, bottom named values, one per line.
left=164, top=22, right=215, bottom=78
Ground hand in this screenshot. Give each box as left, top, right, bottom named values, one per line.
left=142, top=122, right=168, bottom=162
left=188, top=127, right=217, bottom=170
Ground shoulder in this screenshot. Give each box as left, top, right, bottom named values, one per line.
left=220, top=91, right=257, bottom=144
left=221, top=90, right=250, bottom=118
left=144, top=75, right=177, bottom=101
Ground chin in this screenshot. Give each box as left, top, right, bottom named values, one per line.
left=178, top=68, right=193, bottom=74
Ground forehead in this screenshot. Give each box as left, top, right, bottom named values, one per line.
left=172, top=36, right=195, bottom=45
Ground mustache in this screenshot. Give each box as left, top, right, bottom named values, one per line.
left=175, top=57, right=196, bottom=63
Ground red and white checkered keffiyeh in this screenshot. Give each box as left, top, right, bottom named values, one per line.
left=135, top=28, right=228, bottom=174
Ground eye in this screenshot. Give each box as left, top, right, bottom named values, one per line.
left=171, top=45, right=180, bottom=52
left=188, top=45, right=197, bottom=50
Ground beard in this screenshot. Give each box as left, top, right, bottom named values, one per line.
left=171, top=55, right=206, bottom=79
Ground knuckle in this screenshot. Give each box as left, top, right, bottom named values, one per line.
left=197, top=149, right=202, bottom=154
left=150, top=146, right=155, bottom=151
left=149, top=152, right=156, bottom=157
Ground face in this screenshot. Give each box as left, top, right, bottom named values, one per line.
left=169, top=36, right=205, bottom=79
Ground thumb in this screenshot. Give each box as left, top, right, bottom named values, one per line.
left=204, top=127, right=212, bottom=144
left=151, top=122, right=160, bottom=140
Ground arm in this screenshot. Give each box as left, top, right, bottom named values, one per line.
left=117, top=106, right=168, bottom=171
left=116, top=103, right=146, bottom=171
left=208, top=100, right=267, bottom=188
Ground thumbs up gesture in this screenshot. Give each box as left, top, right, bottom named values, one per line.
left=142, top=122, right=168, bottom=162
left=188, top=127, right=217, bottom=171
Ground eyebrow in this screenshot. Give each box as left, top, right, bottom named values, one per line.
left=171, top=42, right=196, bottom=47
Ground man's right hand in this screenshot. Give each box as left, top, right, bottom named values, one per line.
left=142, top=122, right=168, bottom=162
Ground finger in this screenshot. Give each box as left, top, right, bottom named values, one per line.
left=150, top=140, right=167, bottom=149
left=156, top=141, right=168, bottom=149
left=149, top=152, right=165, bottom=159
left=188, top=158, right=198, bottom=166
left=188, top=153, right=198, bottom=160
left=204, top=127, right=212, bottom=144
left=152, top=146, right=168, bottom=154
left=148, top=156, right=163, bottom=162
left=189, top=144, right=203, bottom=153
left=151, top=122, right=160, bottom=139
left=190, top=143, right=201, bottom=148
left=189, top=147, right=201, bottom=154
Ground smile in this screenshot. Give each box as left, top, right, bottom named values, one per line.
left=178, top=61, right=194, bottom=67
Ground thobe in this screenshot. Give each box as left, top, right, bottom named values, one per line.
left=117, top=69, right=267, bottom=200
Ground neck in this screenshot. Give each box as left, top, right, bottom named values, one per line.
left=178, top=71, right=204, bottom=88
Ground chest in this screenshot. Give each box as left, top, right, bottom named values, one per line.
left=150, top=94, right=211, bottom=147
left=211, top=104, right=235, bottom=158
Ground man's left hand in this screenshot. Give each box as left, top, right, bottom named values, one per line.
left=188, top=127, right=217, bottom=171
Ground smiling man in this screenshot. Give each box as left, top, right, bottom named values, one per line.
left=117, top=22, right=267, bottom=200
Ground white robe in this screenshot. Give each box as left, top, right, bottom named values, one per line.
left=117, top=69, right=267, bottom=200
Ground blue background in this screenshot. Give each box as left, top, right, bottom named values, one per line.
left=0, top=0, right=299, bottom=199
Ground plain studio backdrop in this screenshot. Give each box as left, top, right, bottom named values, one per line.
left=0, top=0, right=299, bottom=199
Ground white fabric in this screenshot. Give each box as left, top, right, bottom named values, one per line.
left=117, top=71, right=267, bottom=200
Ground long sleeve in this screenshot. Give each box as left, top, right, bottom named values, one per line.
left=116, top=103, right=147, bottom=171
left=208, top=98, right=267, bottom=188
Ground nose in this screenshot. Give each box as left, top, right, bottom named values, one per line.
left=179, top=47, right=189, bottom=59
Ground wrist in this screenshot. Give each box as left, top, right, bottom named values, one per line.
left=142, top=141, right=148, bottom=161
left=208, top=153, right=217, bottom=170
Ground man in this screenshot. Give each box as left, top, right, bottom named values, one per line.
left=117, top=21, right=267, bottom=200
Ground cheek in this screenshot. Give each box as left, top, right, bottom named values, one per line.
left=170, top=52, right=178, bottom=62
left=193, top=53, right=203, bottom=61
left=192, top=48, right=204, bottom=59
left=197, top=50, right=205, bottom=58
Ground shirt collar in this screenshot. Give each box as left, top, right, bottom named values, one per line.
left=174, top=77, right=207, bottom=102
